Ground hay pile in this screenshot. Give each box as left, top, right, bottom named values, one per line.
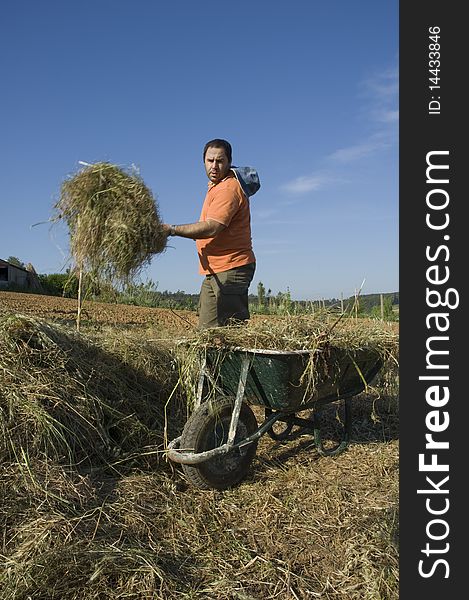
left=0, top=313, right=180, bottom=468
left=54, top=162, right=166, bottom=283
left=187, top=314, right=399, bottom=355
left=176, top=314, right=399, bottom=404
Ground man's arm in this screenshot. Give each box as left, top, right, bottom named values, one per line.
left=161, top=219, right=225, bottom=240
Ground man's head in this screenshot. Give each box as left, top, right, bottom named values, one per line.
left=203, top=139, right=232, bottom=184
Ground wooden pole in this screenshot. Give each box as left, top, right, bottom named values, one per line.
left=380, top=293, right=384, bottom=320
left=341, top=292, right=344, bottom=314
left=76, top=268, right=83, bottom=332
left=75, top=213, right=83, bottom=332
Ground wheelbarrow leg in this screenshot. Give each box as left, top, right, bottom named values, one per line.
left=194, top=355, right=207, bottom=410
left=313, top=397, right=352, bottom=457
left=227, top=356, right=251, bottom=445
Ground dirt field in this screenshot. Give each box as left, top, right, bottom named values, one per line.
left=0, top=290, right=198, bottom=331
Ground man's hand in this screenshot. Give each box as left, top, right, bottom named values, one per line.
left=161, top=223, right=174, bottom=237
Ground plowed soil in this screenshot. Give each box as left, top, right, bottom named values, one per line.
left=0, top=290, right=197, bottom=332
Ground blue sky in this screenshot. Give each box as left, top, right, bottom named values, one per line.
left=0, top=0, right=398, bottom=301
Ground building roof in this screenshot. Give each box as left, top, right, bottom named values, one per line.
left=0, top=259, right=29, bottom=273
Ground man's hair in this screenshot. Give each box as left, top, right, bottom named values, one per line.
left=203, top=139, right=232, bottom=164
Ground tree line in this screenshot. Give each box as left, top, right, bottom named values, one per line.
left=35, top=273, right=399, bottom=319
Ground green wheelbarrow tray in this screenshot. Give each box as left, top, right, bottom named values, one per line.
left=206, top=345, right=383, bottom=411
left=166, top=345, right=384, bottom=474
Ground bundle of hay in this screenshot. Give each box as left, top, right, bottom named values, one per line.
left=54, top=162, right=166, bottom=283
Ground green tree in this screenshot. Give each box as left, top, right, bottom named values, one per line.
left=277, top=288, right=292, bottom=314
left=7, top=256, right=25, bottom=268
left=38, top=272, right=79, bottom=297
left=257, top=281, right=266, bottom=311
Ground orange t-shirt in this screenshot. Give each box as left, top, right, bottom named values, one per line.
left=196, top=173, right=255, bottom=275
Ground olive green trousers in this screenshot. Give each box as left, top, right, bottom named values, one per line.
left=197, top=263, right=256, bottom=329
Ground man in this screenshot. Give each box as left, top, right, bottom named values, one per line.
left=162, top=139, right=260, bottom=328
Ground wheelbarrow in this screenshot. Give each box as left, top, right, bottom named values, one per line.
left=166, top=345, right=383, bottom=490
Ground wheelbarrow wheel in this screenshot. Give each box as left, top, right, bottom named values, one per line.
left=180, top=397, right=258, bottom=490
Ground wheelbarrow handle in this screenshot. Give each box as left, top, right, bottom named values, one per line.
left=166, top=435, right=256, bottom=465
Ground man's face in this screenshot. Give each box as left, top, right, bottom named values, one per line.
left=204, top=146, right=231, bottom=184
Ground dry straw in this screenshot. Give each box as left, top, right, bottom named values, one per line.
left=183, top=313, right=399, bottom=355
left=0, top=313, right=180, bottom=468
left=176, top=313, right=399, bottom=405
left=0, top=311, right=399, bottom=599
left=54, top=162, right=166, bottom=283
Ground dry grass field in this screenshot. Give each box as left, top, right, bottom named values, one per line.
left=0, top=291, right=399, bottom=599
